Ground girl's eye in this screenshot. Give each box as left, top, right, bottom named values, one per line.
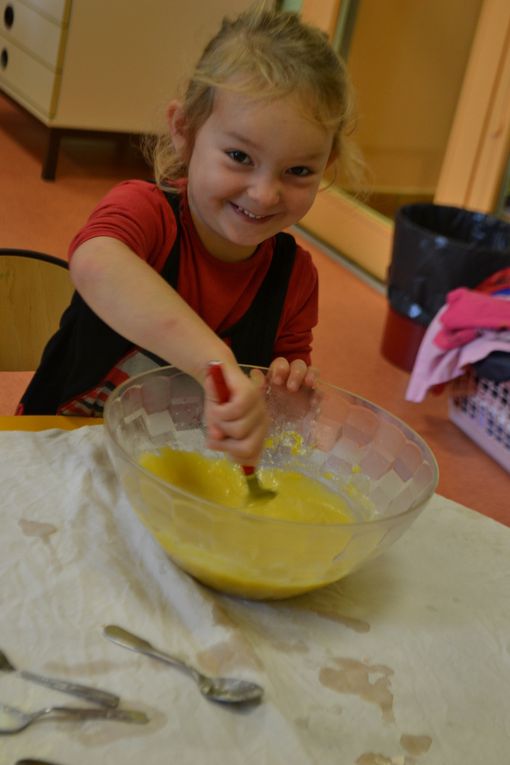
left=227, top=150, right=251, bottom=165
left=288, top=166, right=312, bottom=177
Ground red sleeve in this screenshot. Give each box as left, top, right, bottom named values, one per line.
left=67, top=180, right=178, bottom=272
left=274, top=245, right=318, bottom=365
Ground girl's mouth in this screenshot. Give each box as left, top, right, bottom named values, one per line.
left=230, top=202, right=274, bottom=223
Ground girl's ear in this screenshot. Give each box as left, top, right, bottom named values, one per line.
left=167, top=100, right=191, bottom=162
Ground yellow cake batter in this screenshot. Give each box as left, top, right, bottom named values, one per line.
left=133, top=447, right=379, bottom=598
left=139, top=447, right=354, bottom=523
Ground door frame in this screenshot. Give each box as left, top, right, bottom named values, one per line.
left=299, top=0, right=510, bottom=280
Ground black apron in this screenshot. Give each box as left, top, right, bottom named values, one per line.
left=20, top=192, right=296, bottom=414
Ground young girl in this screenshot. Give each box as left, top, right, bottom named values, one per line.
left=19, top=3, right=359, bottom=466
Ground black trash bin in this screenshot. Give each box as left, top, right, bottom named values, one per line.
left=381, top=203, right=510, bottom=371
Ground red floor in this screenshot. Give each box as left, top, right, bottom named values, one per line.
left=1, top=92, right=508, bottom=525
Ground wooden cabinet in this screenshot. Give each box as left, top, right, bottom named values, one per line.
left=0, top=0, right=69, bottom=120
left=0, top=0, right=253, bottom=178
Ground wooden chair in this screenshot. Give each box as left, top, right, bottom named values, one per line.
left=0, top=249, right=74, bottom=371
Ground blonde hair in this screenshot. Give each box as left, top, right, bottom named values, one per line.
left=144, top=3, right=362, bottom=188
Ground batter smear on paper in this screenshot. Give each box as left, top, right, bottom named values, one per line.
left=400, top=734, right=432, bottom=756
left=319, top=657, right=395, bottom=722
left=19, top=519, right=58, bottom=540
left=356, top=755, right=415, bottom=765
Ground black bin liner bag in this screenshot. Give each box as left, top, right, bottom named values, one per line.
left=387, top=203, right=510, bottom=326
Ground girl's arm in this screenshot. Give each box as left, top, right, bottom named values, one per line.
left=70, top=236, right=268, bottom=464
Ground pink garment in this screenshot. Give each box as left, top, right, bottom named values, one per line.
left=435, top=288, right=510, bottom=350
left=405, top=305, right=510, bottom=402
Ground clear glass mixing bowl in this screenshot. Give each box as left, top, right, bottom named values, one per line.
left=104, top=366, right=438, bottom=599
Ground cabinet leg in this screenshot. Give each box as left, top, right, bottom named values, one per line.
left=42, top=128, right=63, bottom=181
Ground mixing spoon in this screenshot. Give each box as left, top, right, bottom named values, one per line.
left=0, top=648, right=120, bottom=708
left=207, top=361, right=276, bottom=504
left=103, top=625, right=264, bottom=705
left=0, top=703, right=148, bottom=734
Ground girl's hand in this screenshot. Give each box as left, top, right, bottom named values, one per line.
left=268, top=357, right=319, bottom=391
left=204, top=364, right=269, bottom=466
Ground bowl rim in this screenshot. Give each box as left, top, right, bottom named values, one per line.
left=103, top=364, right=439, bottom=529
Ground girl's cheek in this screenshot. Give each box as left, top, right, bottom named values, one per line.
left=293, top=187, right=319, bottom=211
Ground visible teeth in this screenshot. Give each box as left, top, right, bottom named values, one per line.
left=238, top=205, right=264, bottom=219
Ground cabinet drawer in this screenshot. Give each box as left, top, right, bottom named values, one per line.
left=2, top=1, right=65, bottom=70
left=15, top=0, right=70, bottom=25
left=0, top=33, right=59, bottom=116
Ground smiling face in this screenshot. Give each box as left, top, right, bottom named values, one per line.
left=169, top=89, right=335, bottom=262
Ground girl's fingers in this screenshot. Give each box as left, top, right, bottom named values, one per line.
left=204, top=367, right=269, bottom=463
left=268, top=357, right=290, bottom=386
left=286, top=359, right=308, bottom=391
left=204, top=361, right=320, bottom=464
left=249, top=367, right=266, bottom=388
left=205, top=408, right=268, bottom=463
left=209, top=396, right=268, bottom=442
left=206, top=432, right=265, bottom=464
left=304, top=366, right=320, bottom=388
left=269, top=358, right=318, bottom=391
left=206, top=422, right=224, bottom=441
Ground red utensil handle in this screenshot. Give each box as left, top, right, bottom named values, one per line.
left=207, top=361, right=254, bottom=476
left=208, top=361, right=230, bottom=404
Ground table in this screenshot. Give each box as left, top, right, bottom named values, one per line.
left=0, top=415, right=102, bottom=431
left=1, top=420, right=509, bottom=764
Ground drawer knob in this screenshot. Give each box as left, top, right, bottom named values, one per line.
left=1, top=48, right=8, bottom=69
left=3, top=4, right=14, bottom=29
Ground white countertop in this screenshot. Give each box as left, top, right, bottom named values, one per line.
left=1, top=426, right=509, bottom=765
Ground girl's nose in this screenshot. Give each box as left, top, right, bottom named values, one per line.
left=248, top=174, right=281, bottom=209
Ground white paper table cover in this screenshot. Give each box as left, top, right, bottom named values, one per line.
left=0, top=426, right=509, bottom=765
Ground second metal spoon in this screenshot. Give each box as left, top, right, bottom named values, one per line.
left=16, top=760, right=67, bottom=765
left=0, top=702, right=148, bottom=734
left=16, top=760, right=68, bottom=765
left=0, top=648, right=119, bottom=708
left=103, top=625, right=263, bottom=705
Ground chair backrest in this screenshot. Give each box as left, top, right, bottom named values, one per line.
left=0, top=249, right=74, bottom=371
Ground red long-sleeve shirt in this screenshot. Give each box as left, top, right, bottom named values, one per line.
left=69, top=179, right=318, bottom=364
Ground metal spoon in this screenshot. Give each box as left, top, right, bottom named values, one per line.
left=0, top=702, right=148, bottom=734
left=16, top=761, right=67, bottom=765
left=103, top=625, right=264, bottom=705
left=207, top=361, right=277, bottom=505
left=16, top=760, right=67, bottom=765
left=0, top=648, right=120, bottom=708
